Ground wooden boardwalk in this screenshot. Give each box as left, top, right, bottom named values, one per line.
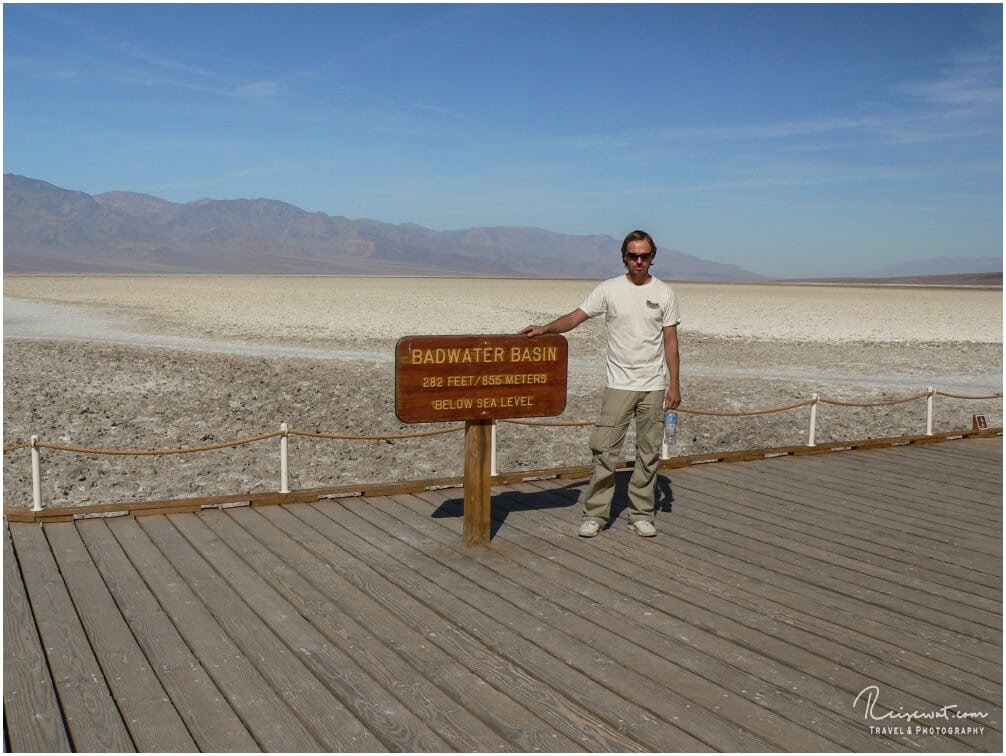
left=4, top=436, right=1002, bottom=752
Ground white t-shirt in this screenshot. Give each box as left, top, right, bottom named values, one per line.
left=579, top=275, right=681, bottom=391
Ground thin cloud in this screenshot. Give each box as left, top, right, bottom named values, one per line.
left=900, top=48, right=1002, bottom=109
left=551, top=41, right=1001, bottom=156
left=542, top=117, right=882, bottom=153
left=410, top=102, right=464, bottom=119
left=21, top=8, right=297, bottom=103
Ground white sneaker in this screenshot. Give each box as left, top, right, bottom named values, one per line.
left=577, top=519, right=602, bottom=538
left=628, top=519, right=657, bottom=537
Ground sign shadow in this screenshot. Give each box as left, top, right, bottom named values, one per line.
left=431, top=480, right=583, bottom=540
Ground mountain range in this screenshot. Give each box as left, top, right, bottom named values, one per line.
left=2, top=174, right=760, bottom=280
left=5, top=175, right=999, bottom=282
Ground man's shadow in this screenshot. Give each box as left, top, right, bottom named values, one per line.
left=431, top=470, right=675, bottom=540
left=608, top=470, right=675, bottom=526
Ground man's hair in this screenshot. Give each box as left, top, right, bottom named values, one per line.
left=620, top=229, right=657, bottom=255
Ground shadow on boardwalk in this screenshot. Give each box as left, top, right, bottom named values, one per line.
left=434, top=470, right=677, bottom=539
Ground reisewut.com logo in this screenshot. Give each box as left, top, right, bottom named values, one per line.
left=853, top=685, right=991, bottom=737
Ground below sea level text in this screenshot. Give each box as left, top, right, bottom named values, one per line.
left=433, top=396, right=535, bottom=411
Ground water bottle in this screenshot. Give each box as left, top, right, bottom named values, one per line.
left=661, top=410, right=677, bottom=460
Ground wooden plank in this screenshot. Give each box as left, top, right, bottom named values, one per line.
left=130, top=504, right=202, bottom=517
left=247, top=504, right=583, bottom=752
left=689, top=461, right=1002, bottom=602
left=486, top=481, right=998, bottom=751
left=198, top=508, right=467, bottom=752
left=400, top=491, right=849, bottom=752
left=895, top=439, right=1004, bottom=473
left=3, top=524, right=72, bottom=753
left=44, top=523, right=198, bottom=752
left=758, top=451, right=1002, bottom=537
left=103, top=516, right=322, bottom=752
left=27, top=513, right=75, bottom=523
left=815, top=443, right=1004, bottom=503
left=302, top=496, right=693, bottom=752
left=720, top=453, right=1004, bottom=582
left=17, top=493, right=254, bottom=520
left=659, top=474, right=1002, bottom=669
left=7, top=523, right=136, bottom=752
left=493, top=463, right=593, bottom=486
left=515, top=476, right=1000, bottom=693
left=3, top=509, right=38, bottom=523
left=889, top=448, right=1005, bottom=484
left=663, top=500, right=1001, bottom=701
left=3, top=437, right=1000, bottom=753
left=730, top=460, right=1003, bottom=606
left=354, top=492, right=860, bottom=751
left=403, top=488, right=914, bottom=752
left=248, top=490, right=325, bottom=506
left=670, top=466, right=1001, bottom=640
left=74, top=519, right=261, bottom=753
left=806, top=449, right=1003, bottom=520
left=174, top=511, right=447, bottom=752
left=734, top=454, right=1003, bottom=571
left=135, top=514, right=384, bottom=752
left=614, top=471, right=1003, bottom=694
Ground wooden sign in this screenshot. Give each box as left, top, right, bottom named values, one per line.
left=395, top=334, right=568, bottom=424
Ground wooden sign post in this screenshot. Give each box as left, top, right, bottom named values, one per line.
left=463, top=419, right=493, bottom=545
left=395, top=334, right=568, bottom=545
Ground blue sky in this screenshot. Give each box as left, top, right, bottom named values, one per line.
left=4, top=3, right=1002, bottom=277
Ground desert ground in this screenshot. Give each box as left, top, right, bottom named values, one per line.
left=3, top=275, right=1002, bottom=509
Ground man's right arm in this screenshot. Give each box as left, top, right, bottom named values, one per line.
left=519, top=308, right=589, bottom=338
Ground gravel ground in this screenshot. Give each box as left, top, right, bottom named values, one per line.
left=3, top=277, right=1002, bottom=509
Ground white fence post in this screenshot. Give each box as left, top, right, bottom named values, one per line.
left=926, top=387, right=935, bottom=436
left=807, top=394, right=819, bottom=447
left=279, top=422, right=290, bottom=493
left=30, top=435, right=43, bottom=511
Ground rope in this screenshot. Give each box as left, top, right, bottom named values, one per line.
left=501, top=389, right=1004, bottom=426
left=28, top=430, right=284, bottom=456
left=935, top=390, right=1003, bottom=400
left=2, top=425, right=465, bottom=456
left=502, top=400, right=817, bottom=425
left=677, top=399, right=815, bottom=417
left=817, top=390, right=932, bottom=408
left=501, top=419, right=592, bottom=427
left=3, top=388, right=1001, bottom=455
left=288, top=426, right=464, bottom=440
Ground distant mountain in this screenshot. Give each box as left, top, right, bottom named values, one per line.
left=866, top=255, right=1002, bottom=278
left=793, top=272, right=1002, bottom=287
left=2, top=174, right=762, bottom=281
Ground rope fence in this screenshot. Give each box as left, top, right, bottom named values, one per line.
left=4, top=386, right=1001, bottom=512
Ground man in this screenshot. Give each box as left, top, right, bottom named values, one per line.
left=519, top=229, right=681, bottom=537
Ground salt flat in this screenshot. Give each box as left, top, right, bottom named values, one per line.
left=3, top=275, right=1002, bottom=509
left=4, top=274, right=1002, bottom=346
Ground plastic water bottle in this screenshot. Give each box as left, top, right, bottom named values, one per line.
left=661, top=410, right=677, bottom=460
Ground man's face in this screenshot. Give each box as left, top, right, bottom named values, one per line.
left=623, top=238, right=655, bottom=278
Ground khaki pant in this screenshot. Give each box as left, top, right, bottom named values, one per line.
left=581, top=387, right=665, bottom=524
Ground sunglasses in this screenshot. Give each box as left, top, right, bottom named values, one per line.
left=624, top=252, right=655, bottom=262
